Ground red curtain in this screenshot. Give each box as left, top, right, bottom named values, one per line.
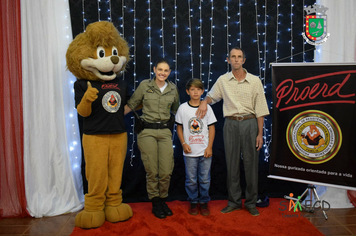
left=0, top=0, right=29, bottom=218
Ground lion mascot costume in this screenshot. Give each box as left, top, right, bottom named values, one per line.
left=66, top=21, right=133, bottom=229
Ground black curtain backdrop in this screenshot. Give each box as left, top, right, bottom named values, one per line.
left=68, top=0, right=315, bottom=203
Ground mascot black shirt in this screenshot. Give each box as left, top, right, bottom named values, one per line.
left=74, top=77, right=129, bottom=135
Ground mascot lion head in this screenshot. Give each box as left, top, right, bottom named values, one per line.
left=66, top=21, right=130, bottom=81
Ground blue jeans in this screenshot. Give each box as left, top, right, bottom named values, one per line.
left=184, top=155, right=212, bottom=204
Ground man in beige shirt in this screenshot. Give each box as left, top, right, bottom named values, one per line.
left=196, top=47, right=269, bottom=216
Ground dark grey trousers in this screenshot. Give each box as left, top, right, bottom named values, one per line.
left=223, top=118, right=259, bottom=209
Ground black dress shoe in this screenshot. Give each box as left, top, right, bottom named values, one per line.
left=151, top=197, right=166, bottom=219
left=160, top=201, right=173, bottom=216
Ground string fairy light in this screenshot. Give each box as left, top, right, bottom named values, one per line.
left=199, top=0, right=203, bottom=80
left=262, top=1, right=267, bottom=83
left=263, top=0, right=271, bottom=161
left=97, top=0, right=101, bottom=21
left=82, top=0, right=86, bottom=31
left=126, top=0, right=139, bottom=166
left=169, top=0, right=178, bottom=147
left=275, top=0, right=280, bottom=62
left=118, top=1, right=135, bottom=163
left=206, top=0, right=214, bottom=93
left=161, top=0, right=165, bottom=57
left=108, top=0, right=112, bottom=22
left=63, top=0, right=85, bottom=198
left=148, top=0, right=152, bottom=76
left=265, top=0, right=281, bottom=161
left=290, top=0, right=294, bottom=62
left=132, top=1, right=137, bottom=94
left=238, top=0, right=242, bottom=47
left=121, top=0, right=126, bottom=80
left=255, top=0, right=262, bottom=77
left=131, top=0, right=138, bottom=166
left=225, top=0, right=229, bottom=71
left=119, top=1, right=134, bottom=163
left=188, top=0, right=194, bottom=78
left=255, top=0, right=269, bottom=162
left=171, top=1, right=178, bottom=149
left=173, top=0, right=178, bottom=84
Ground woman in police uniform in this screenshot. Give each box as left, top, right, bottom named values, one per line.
left=125, top=58, right=179, bottom=219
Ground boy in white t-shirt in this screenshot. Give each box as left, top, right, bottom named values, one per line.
left=175, top=78, right=217, bottom=216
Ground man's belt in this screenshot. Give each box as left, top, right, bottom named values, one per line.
left=226, top=114, right=256, bottom=121
left=144, top=121, right=170, bottom=129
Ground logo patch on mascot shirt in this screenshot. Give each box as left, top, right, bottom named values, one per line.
left=286, top=110, right=342, bottom=164
left=102, top=91, right=121, bottom=113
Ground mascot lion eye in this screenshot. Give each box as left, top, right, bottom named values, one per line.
left=97, top=46, right=105, bottom=58
left=112, top=46, right=118, bottom=56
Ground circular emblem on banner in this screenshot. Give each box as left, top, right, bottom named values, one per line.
left=188, top=117, right=203, bottom=134
left=102, top=91, right=121, bottom=113
left=286, top=110, right=342, bottom=164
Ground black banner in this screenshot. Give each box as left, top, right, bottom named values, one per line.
left=270, top=63, right=356, bottom=189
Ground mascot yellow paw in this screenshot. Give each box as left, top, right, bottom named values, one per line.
left=75, top=210, right=105, bottom=229
left=105, top=203, right=133, bottom=223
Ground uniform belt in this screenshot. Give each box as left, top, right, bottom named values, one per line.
left=144, top=122, right=169, bottom=129
left=226, top=114, right=256, bottom=121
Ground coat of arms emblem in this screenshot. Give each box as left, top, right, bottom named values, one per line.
left=302, top=4, right=330, bottom=45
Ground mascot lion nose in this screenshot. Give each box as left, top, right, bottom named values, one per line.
left=111, top=56, right=119, bottom=64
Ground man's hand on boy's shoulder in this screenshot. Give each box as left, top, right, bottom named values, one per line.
left=196, top=99, right=208, bottom=119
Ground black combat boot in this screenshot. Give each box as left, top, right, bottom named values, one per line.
left=160, top=198, right=173, bottom=216
left=151, top=197, right=166, bottom=219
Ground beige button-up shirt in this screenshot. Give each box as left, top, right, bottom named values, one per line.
left=207, top=70, right=270, bottom=118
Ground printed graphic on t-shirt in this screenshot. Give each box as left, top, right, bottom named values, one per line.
left=188, top=117, right=204, bottom=144
left=189, top=117, right=203, bottom=134
left=102, top=91, right=121, bottom=113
